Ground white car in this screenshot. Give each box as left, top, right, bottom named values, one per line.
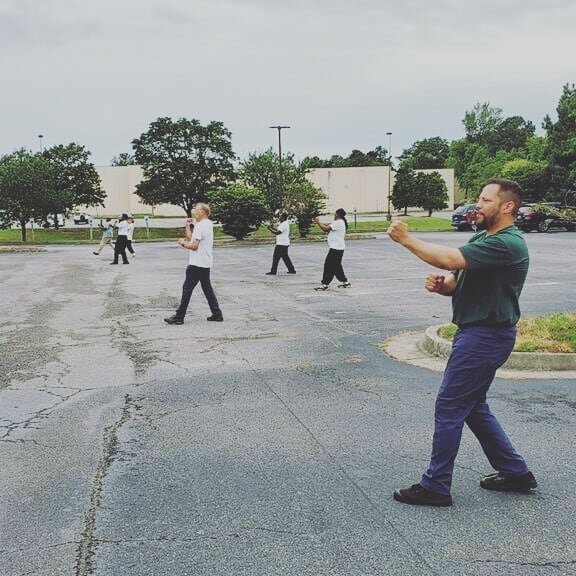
left=44, top=214, right=66, bottom=228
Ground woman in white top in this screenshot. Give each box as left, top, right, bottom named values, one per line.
left=126, top=217, right=136, bottom=257
left=313, top=208, right=350, bottom=290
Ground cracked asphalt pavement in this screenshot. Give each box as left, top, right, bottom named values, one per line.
left=1, top=232, right=576, bottom=576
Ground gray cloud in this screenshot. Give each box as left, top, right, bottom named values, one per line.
left=1, top=0, right=575, bottom=163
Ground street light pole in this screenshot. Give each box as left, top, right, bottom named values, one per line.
left=386, top=131, right=393, bottom=221
left=270, top=125, right=290, bottom=209
left=38, top=134, right=44, bottom=153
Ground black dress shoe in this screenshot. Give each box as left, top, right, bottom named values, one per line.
left=480, top=471, right=537, bottom=492
left=393, top=483, right=453, bottom=507
left=265, top=272, right=276, bottom=275
left=110, top=262, right=118, bottom=265
left=164, top=315, right=184, bottom=325
left=207, top=314, right=223, bottom=322
left=287, top=271, right=296, bottom=274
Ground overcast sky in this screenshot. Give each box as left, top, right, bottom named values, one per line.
left=1, top=0, right=574, bottom=166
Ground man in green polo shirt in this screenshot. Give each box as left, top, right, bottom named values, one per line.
left=387, top=178, right=536, bottom=507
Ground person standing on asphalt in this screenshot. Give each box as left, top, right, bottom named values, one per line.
left=126, top=216, right=136, bottom=257
left=266, top=213, right=296, bottom=275
left=111, top=213, right=130, bottom=265
left=164, top=203, right=223, bottom=325
left=93, top=218, right=114, bottom=256
left=388, top=178, right=536, bottom=507
left=314, top=208, right=351, bottom=291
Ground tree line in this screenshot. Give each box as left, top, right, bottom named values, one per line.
left=2, top=83, right=575, bottom=241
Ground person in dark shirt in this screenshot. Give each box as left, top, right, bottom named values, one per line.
left=387, top=178, right=536, bottom=507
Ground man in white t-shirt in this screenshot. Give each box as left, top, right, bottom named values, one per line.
left=164, top=203, right=223, bottom=325
left=266, top=213, right=296, bottom=275
left=111, top=213, right=130, bottom=264
left=313, top=208, right=351, bottom=290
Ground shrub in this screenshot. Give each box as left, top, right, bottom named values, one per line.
left=210, top=183, right=269, bottom=240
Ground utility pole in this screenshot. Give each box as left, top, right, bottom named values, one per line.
left=270, top=125, right=291, bottom=209
left=38, top=134, right=44, bottom=153
left=386, top=132, right=393, bottom=221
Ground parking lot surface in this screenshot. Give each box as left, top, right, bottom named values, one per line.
left=1, top=232, right=575, bottom=575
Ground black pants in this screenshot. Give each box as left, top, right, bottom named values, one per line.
left=126, top=240, right=135, bottom=255
left=321, top=248, right=347, bottom=285
left=270, top=245, right=296, bottom=273
left=176, top=265, right=222, bottom=320
left=113, top=235, right=129, bottom=263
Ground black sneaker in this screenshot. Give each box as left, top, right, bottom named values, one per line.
left=265, top=272, right=276, bottom=275
left=164, top=315, right=184, bottom=325
left=314, top=284, right=328, bottom=291
left=207, top=314, right=223, bottom=322
left=393, top=484, right=453, bottom=507
left=480, top=471, right=537, bottom=493
left=287, top=271, right=296, bottom=274
left=93, top=252, right=99, bottom=256
left=338, top=282, right=351, bottom=288
left=110, top=262, right=118, bottom=265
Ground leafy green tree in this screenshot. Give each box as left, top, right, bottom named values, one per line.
left=301, top=146, right=390, bottom=169
left=132, top=117, right=236, bottom=217
left=111, top=153, right=136, bottom=166
left=209, top=183, right=269, bottom=240
left=366, top=145, right=390, bottom=165
left=463, top=102, right=503, bottom=144
left=500, top=159, right=550, bottom=201
left=391, top=167, right=418, bottom=215
left=300, top=156, right=327, bottom=170
left=416, top=171, right=449, bottom=216
left=284, top=180, right=327, bottom=238
left=543, top=83, right=576, bottom=189
left=240, top=148, right=304, bottom=214
left=399, top=137, right=449, bottom=169
left=0, top=150, right=56, bottom=241
left=488, top=116, right=535, bottom=154
left=43, top=143, right=104, bottom=226
left=446, top=140, right=490, bottom=195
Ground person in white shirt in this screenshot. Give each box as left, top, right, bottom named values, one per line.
left=164, top=203, right=223, bottom=325
left=266, top=213, right=296, bottom=275
left=111, top=213, right=130, bottom=265
left=313, top=208, right=351, bottom=291
left=126, top=217, right=136, bottom=257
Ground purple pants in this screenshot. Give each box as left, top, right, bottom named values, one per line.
left=420, top=326, right=529, bottom=496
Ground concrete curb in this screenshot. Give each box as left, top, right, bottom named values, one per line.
left=423, top=324, right=576, bottom=371
left=381, top=330, right=576, bottom=380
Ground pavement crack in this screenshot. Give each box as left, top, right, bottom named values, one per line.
left=472, top=558, right=576, bottom=568
left=75, top=394, right=137, bottom=576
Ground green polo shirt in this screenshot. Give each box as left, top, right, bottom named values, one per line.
left=452, top=225, right=529, bottom=328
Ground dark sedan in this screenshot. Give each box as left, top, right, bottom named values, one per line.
left=451, top=203, right=477, bottom=231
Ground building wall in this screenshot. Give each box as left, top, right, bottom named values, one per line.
left=77, top=165, right=184, bottom=217
left=305, top=166, right=455, bottom=213
left=81, top=165, right=455, bottom=217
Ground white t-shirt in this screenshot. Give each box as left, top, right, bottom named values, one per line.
left=126, top=222, right=135, bottom=241
left=188, top=218, right=214, bottom=268
left=276, top=220, right=290, bottom=246
left=327, top=218, right=346, bottom=250
left=117, top=219, right=129, bottom=237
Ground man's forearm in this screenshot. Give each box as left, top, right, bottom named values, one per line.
left=402, top=237, right=466, bottom=270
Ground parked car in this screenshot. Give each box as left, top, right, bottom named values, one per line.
left=43, top=214, right=66, bottom=228
left=451, top=203, right=477, bottom=231
left=516, top=203, right=576, bottom=232
left=73, top=212, right=93, bottom=225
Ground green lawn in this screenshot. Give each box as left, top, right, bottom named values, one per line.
left=0, top=216, right=453, bottom=245
left=439, top=313, right=576, bottom=353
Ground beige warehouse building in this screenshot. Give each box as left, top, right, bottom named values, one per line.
left=81, top=165, right=456, bottom=217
